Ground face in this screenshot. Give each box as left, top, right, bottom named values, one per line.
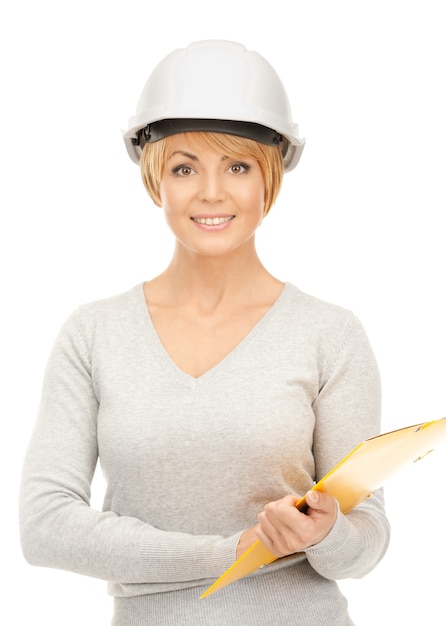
left=158, top=134, right=266, bottom=259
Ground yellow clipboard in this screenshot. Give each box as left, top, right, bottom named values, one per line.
left=201, top=417, right=446, bottom=598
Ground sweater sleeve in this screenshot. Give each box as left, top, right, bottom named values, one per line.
left=19, top=309, right=240, bottom=585
left=305, top=314, right=390, bottom=579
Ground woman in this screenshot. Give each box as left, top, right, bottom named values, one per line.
left=20, top=40, right=390, bottom=625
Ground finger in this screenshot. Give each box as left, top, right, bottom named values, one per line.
left=257, top=499, right=308, bottom=556
left=305, top=490, right=338, bottom=515
left=257, top=507, right=284, bottom=541
left=264, top=495, right=302, bottom=522
left=260, top=497, right=303, bottom=535
left=256, top=520, right=299, bottom=557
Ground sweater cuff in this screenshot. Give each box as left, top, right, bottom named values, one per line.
left=304, top=505, right=354, bottom=568
left=208, top=532, right=242, bottom=576
left=137, top=531, right=242, bottom=583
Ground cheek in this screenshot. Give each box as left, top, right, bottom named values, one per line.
left=159, top=184, right=179, bottom=214
left=159, top=180, right=196, bottom=215
left=158, top=182, right=169, bottom=208
left=245, top=172, right=266, bottom=208
left=243, top=183, right=266, bottom=213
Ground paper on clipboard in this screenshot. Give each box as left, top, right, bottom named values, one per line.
left=201, top=417, right=446, bottom=598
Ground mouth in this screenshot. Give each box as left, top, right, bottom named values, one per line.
left=191, top=215, right=235, bottom=225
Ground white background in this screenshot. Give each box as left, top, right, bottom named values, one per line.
left=2, top=1, right=445, bottom=624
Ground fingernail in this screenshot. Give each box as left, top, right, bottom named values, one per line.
left=307, top=490, right=319, bottom=504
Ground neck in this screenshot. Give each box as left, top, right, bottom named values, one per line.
left=148, top=239, right=281, bottom=311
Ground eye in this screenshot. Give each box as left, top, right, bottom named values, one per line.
left=228, top=162, right=250, bottom=174
left=172, top=165, right=195, bottom=177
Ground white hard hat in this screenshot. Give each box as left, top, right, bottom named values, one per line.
left=123, top=40, right=305, bottom=172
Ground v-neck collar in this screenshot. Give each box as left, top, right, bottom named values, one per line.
left=136, top=282, right=291, bottom=390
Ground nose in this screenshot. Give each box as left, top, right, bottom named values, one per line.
left=197, top=172, right=225, bottom=203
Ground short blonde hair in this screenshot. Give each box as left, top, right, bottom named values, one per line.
left=140, top=131, right=284, bottom=216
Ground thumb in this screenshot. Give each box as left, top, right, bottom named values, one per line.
left=305, top=489, right=320, bottom=507
left=305, top=489, right=330, bottom=511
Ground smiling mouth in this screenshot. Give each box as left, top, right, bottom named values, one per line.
left=191, top=216, right=235, bottom=225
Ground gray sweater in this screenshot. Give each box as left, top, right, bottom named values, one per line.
left=20, top=282, right=390, bottom=625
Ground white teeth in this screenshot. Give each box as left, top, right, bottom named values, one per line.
left=193, top=216, right=234, bottom=225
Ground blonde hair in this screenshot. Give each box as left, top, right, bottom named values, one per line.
left=140, top=131, right=284, bottom=216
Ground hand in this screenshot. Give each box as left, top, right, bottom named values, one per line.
left=236, top=523, right=261, bottom=560
left=244, top=491, right=338, bottom=559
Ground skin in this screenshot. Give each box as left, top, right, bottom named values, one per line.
left=143, top=133, right=338, bottom=561
left=236, top=491, right=337, bottom=559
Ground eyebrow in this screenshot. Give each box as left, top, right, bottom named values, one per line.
left=167, top=150, right=229, bottom=162
left=168, top=150, right=198, bottom=161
